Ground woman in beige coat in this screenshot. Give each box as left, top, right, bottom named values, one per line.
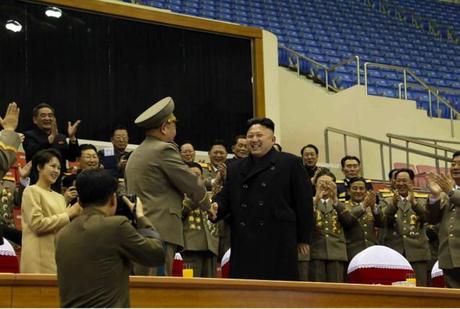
left=21, top=149, right=81, bottom=273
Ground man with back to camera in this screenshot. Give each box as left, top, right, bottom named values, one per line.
left=213, top=117, right=314, bottom=280
left=125, top=97, right=214, bottom=276
left=23, top=103, right=80, bottom=192
left=55, top=169, right=165, bottom=307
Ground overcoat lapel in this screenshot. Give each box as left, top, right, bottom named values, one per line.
left=241, top=149, right=279, bottom=183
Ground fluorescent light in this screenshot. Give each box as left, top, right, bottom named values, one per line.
left=45, top=6, right=62, bottom=18
left=5, top=20, right=22, bottom=32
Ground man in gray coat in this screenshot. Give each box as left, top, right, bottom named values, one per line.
left=125, top=97, right=213, bottom=276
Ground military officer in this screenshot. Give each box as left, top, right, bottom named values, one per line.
left=336, top=155, right=373, bottom=203
left=0, top=103, right=22, bottom=245
left=202, top=140, right=228, bottom=191
left=309, top=169, right=351, bottom=283
left=125, top=97, right=214, bottom=276
left=425, top=153, right=460, bottom=288
left=181, top=162, right=219, bottom=277
left=378, top=168, right=430, bottom=286
left=342, top=177, right=383, bottom=262
left=202, top=139, right=229, bottom=261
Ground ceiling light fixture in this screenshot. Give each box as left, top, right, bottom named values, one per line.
left=45, top=6, right=62, bottom=18
left=5, top=20, right=22, bottom=32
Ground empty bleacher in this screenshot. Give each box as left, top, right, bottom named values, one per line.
left=134, top=0, right=460, bottom=119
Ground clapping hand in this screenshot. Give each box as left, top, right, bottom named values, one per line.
left=363, top=191, right=377, bottom=210
left=67, top=120, right=81, bottom=139
left=48, top=119, right=59, bottom=144
left=427, top=172, right=454, bottom=195
left=0, top=102, right=20, bottom=131
left=18, top=161, right=32, bottom=180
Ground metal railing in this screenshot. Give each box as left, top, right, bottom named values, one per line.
left=279, top=45, right=360, bottom=91
left=324, top=127, right=451, bottom=180
left=387, top=134, right=460, bottom=172
left=364, top=62, right=459, bottom=137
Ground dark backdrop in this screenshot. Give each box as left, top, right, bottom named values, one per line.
left=0, top=0, right=254, bottom=150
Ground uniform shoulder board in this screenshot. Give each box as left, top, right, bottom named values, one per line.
left=414, top=192, right=429, bottom=198
left=199, top=162, right=209, bottom=168
left=381, top=192, right=394, bottom=198
left=365, top=179, right=373, bottom=183
left=336, top=180, right=345, bottom=184
left=379, top=188, right=391, bottom=193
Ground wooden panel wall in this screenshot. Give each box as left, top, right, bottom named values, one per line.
left=1, top=274, right=460, bottom=307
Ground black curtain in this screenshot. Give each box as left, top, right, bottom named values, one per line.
left=0, top=0, right=254, bottom=150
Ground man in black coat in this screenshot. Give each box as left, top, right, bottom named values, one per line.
left=23, top=103, right=80, bottom=192
left=213, top=117, right=314, bottom=280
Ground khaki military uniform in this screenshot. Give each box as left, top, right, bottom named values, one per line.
left=379, top=193, right=430, bottom=286
left=427, top=191, right=460, bottom=288
left=125, top=136, right=210, bottom=276
left=337, top=179, right=373, bottom=203
left=309, top=199, right=350, bottom=283
left=201, top=162, right=231, bottom=262
left=377, top=188, right=395, bottom=245
left=0, top=130, right=21, bottom=246
left=182, top=196, right=218, bottom=277
left=342, top=200, right=384, bottom=261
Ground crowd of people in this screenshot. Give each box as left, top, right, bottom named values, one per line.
left=0, top=97, right=459, bottom=305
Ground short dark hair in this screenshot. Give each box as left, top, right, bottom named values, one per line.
left=314, top=169, right=336, bottom=184
left=340, top=155, right=361, bottom=168
left=233, top=135, right=246, bottom=146
left=32, top=103, right=55, bottom=117
left=111, top=125, right=128, bottom=138
left=395, top=168, right=415, bottom=181
left=186, top=161, right=203, bottom=173
left=246, top=117, right=275, bottom=133
left=346, top=176, right=367, bottom=187
left=301, top=144, right=319, bottom=156
left=76, top=169, right=118, bottom=207
left=452, top=151, right=460, bottom=160
left=388, top=168, right=399, bottom=180
left=77, top=144, right=98, bottom=158
left=209, top=139, right=227, bottom=152
left=180, top=141, right=194, bottom=151
left=32, top=148, right=62, bottom=170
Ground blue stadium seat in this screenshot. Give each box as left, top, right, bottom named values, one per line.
left=133, top=0, right=460, bottom=110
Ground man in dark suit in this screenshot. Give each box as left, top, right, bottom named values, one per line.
left=98, top=125, right=131, bottom=179
left=213, top=117, right=314, bottom=280
left=23, top=103, right=80, bottom=192
left=55, top=169, right=165, bottom=307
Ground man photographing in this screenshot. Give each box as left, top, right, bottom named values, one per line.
left=55, top=169, right=165, bottom=307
